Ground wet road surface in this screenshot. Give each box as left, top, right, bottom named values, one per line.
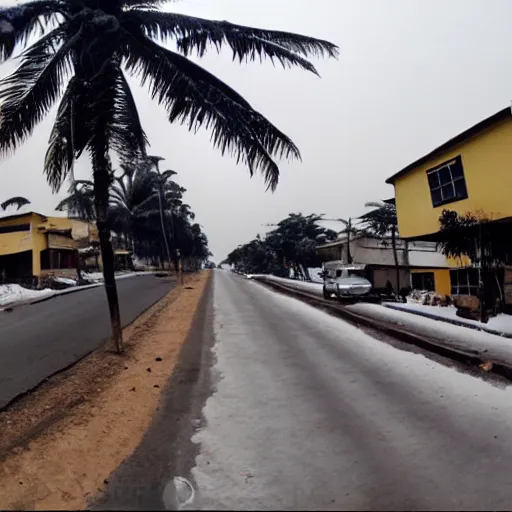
left=0, top=274, right=175, bottom=408
left=99, top=270, right=512, bottom=510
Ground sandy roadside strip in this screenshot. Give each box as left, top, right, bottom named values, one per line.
left=0, top=271, right=210, bottom=511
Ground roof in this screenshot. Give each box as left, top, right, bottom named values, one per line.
left=0, top=211, right=46, bottom=223
left=386, top=107, right=512, bottom=184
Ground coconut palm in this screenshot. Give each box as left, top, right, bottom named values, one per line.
left=56, top=180, right=95, bottom=220
left=0, top=1, right=338, bottom=352
left=1, top=196, right=31, bottom=212
left=360, top=201, right=402, bottom=293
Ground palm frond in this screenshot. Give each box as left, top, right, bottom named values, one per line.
left=110, top=70, right=149, bottom=160
left=1, top=196, right=30, bottom=211
left=160, top=169, right=177, bottom=181
left=44, top=78, right=81, bottom=191
left=127, top=10, right=338, bottom=67
left=0, top=24, right=76, bottom=155
left=0, top=1, right=65, bottom=63
left=123, top=35, right=300, bottom=190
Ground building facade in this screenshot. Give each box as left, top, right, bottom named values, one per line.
left=387, top=106, right=512, bottom=302
left=317, top=235, right=452, bottom=295
left=0, top=212, right=99, bottom=285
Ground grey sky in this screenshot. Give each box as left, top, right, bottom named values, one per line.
left=1, top=0, right=512, bottom=261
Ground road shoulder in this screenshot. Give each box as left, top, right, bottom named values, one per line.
left=0, top=271, right=211, bottom=511
left=92, top=268, right=216, bottom=510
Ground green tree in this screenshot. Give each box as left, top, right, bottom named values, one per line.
left=438, top=209, right=512, bottom=322
left=227, top=213, right=336, bottom=279
left=0, top=1, right=337, bottom=353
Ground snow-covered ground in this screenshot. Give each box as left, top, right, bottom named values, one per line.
left=248, top=273, right=512, bottom=365
left=82, top=271, right=150, bottom=283
left=349, top=302, right=512, bottom=364
left=289, top=267, right=324, bottom=283
left=386, top=302, right=512, bottom=336
left=248, top=274, right=324, bottom=295
left=190, top=270, right=512, bottom=510
left=0, top=285, right=54, bottom=308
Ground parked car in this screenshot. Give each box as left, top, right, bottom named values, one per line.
left=321, top=261, right=373, bottom=301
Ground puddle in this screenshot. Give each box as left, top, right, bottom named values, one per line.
left=163, top=477, right=196, bottom=510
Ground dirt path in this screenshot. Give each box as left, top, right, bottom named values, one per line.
left=0, top=271, right=210, bottom=511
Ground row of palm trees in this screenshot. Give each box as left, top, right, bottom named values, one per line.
left=0, top=0, right=337, bottom=352
left=56, top=155, right=210, bottom=272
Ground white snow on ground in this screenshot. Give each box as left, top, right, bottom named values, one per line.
left=82, top=271, right=150, bottom=283
left=388, top=302, right=512, bottom=336
left=250, top=274, right=512, bottom=366
left=349, top=302, right=512, bottom=364
left=54, top=277, right=77, bottom=286
left=191, top=273, right=512, bottom=510
left=249, top=274, right=324, bottom=295
left=289, top=267, right=324, bottom=283
left=0, top=284, right=54, bottom=307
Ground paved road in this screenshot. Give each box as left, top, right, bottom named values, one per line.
left=0, top=274, right=175, bottom=409
left=98, top=271, right=512, bottom=510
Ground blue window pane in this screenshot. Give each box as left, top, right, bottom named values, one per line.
left=454, top=178, right=467, bottom=199
left=428, top=172, right=439, bottom=189
left=450, top=160, right=464, bottom=179
left=441, top=184, right=455, bottom=200
left=431, top=188, right=442, bottom=206
left=438, top=166, right=451, bottom=185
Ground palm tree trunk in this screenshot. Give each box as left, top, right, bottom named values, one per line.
left=346, top=219, right=353, bottom=264
left=153, top=162, right=172, bottom=270
left=391, top=227, right=400, bottom=296
left=93, top=158, right=123, bottom=354
left=156, top=182, right=172, bottom=270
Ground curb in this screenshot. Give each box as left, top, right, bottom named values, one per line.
left=252, top=276, right=512, bottom=383
left=383, top=303, right=512, bottom=340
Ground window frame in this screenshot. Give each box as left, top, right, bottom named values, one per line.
left=411, top=272, right=435, bottom=292
left=450, top=268, right=479, bottom=296
left=426, top=155, right=468, bottom=208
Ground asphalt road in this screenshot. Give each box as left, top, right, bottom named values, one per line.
left=97, top=271, right=512, bottom=511
left=0, top=274, right=175, bottom=409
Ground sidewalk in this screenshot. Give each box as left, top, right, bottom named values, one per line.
left=384, top=302, right=512, bottom=338
left=250, top=274, right=512, bottom=369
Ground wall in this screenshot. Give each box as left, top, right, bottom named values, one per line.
left=0, top=213, right=48, bottom=276
left=30, top=214, right=49, bottom=276
left=393, top=117, right=512, bottom=239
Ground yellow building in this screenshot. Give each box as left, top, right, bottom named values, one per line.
left=387, top=106, right=512, bottom=297
left=0, top=212, right=99, bottom=285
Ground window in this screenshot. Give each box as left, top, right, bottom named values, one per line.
left=411, top=272, right=435, bottom=291
left=450, top=268, right=479, bottom=296
left=0, top=223, right=30, bottom=234
left=426, top=156, right=468, bottom=207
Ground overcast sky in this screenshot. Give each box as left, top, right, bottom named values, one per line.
left=1, top=0, right=512, bottom=261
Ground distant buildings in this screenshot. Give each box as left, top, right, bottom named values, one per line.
left=0, top=212, right=131, bottom=286
left=317, top=234, right=452, bottom=295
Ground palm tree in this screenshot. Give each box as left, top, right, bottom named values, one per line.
left=361, top=201, right=402, bottom=294
left=56, top=180, right=95, bottom=220
left=146, top=156, right=173, bottom=270
left=0, top=1, right=338, bottom=352
left=322, top=217, right=365, bottom=264
left=1, top=196, right=31, bottom=212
